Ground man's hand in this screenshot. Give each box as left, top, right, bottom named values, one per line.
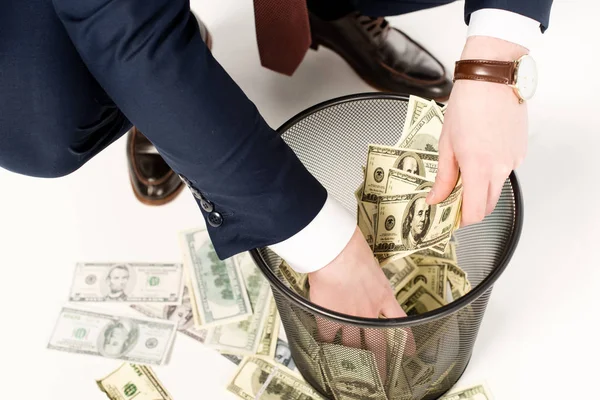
left=307, top=227, right=415, bottom=380
left=426, top=36, right=530, bottom=225
left=308, top=226, right=406, bottom=320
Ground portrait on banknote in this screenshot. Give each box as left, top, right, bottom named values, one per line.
left=274, top=339, right=296, bottom=370
left=163, top=286, right=194, bottom=330
left=98, top=319, right=139, bottom=358
left=394, top=152, right=425, bottom=177
left=401, top=193, right=435, bottom=249
left=102, top=263, right=134, bottom=301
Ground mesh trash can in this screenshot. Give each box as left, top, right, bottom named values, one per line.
left=250, top=93, right=523, bottom=400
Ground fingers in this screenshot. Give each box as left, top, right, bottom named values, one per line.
left=364, top=327, right=388, bottom=383
left=427, top=133, right=459, bottom=205
left=380, top=295, right=406, bottom=319
left=459, top=162, right=488, bottom=227
left=315, top=315, right=340, bottom=343
left=485, top=168, right=510, bottom=216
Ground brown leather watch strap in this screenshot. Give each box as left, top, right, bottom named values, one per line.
left=453, top=59, right=516, bottom=85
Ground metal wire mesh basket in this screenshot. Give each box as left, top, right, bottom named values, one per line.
left=250, top=93, right=523, bottom=399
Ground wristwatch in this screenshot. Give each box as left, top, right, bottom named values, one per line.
left=453, top=55, right=538, bottom=103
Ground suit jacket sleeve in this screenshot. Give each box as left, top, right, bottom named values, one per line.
left=464, top=0, right=554, bottom=31
left=51, top=0, right=327, bottom=259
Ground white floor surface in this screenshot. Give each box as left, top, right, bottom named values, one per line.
left=1, top=0, right=598, bottom=398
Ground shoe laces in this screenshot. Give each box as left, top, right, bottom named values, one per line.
left=355, top=13, right=390, bottom=38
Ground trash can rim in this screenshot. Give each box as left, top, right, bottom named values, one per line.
left=250, top=92, right=524, bottom=328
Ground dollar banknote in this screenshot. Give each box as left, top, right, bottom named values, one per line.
left=179, top=228, right=252, bottom=328
left=227, top=356, right=326, bottom=400
left=446, top=262, right=469, bottom=298
left=385, top=168, right=435, bottom=195
left=385, top=328, right=410, bottom=400
left=397, top=100, right=445, bottom=152
left=355, top=185, right=375, bottom=248
left=204, top=253, right=272, bottom=355
left=279, top=260, right=308, bottom=297
left=411, top=264, right=448, bottom=304
left=48, top=307, right=177, bottom=365
left=363, top=144, right=439, bottom=202
left=96, top=363, right=172, bottom=400
left=401, top=95, right=430, bottom=136
left=411, top=241, right=457, bottom=264
left=130, top=284, right=208, bottom=343
left=256, top=297, right=280, bottom=358
left=68, top=262, right=184, bottom=304
left=439, top=383, right=492, bottom=400
left=274, top=338, right=297, bottom=371
left=321, top=343, right=388, bottom=400
left=380, top=255, right=419, bottom=296
left=374, top=184, right=462, bottom=256
left=398, top=281, right=444, bottom=316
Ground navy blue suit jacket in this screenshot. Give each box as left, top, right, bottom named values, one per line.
left=0, top=0, right=553, bottom=260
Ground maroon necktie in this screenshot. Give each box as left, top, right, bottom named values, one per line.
left=252, top=0, right=311, bottom=76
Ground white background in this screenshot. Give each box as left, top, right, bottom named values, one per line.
left=1, top=0, right=598, bottom=399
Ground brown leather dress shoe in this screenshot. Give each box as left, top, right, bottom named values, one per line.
left=127, top=127, right=185, bottom=206
left=126, top=14, right=212, bottom=206
left=309, top=12, right=453, bottom=101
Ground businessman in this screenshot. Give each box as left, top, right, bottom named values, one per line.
left=0, top=0, right=553, bottom=321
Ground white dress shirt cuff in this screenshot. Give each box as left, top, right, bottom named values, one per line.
left=467, top=9, right=543, bottom=52
left=269, top=194, right=356, bottom=274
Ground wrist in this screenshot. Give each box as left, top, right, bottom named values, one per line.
left=461, top=36, right=529, bottom=62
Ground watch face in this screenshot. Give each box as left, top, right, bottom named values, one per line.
left=515, top=55, right=537, bottom=100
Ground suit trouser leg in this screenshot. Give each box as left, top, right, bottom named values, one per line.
left=0, top=0, right=131, bottom=178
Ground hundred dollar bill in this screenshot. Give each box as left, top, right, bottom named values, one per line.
left=446, top=262, right=468, bottom=297
left=204, top=253, right=271, bottom=355
left=227, top=356, right=326, bottom=400
left=48, top=307, right=177, bottom=366
left=279, top=260, right=308, bottom=297
left=412, top=241, right=457, bottom=264
left=374, top=184, right=462, bottom=256
left=256, top=297, right=280, bottom=358
left=385, top=328, right=411, bottom=400
left=439, top=383, right=493, bottom=400
left=396, top=100, right=445, bottom=152
left=179, top=228, right=252, bottom=328
left=401, top=95, right=430, bottom=136
left=97, top=363, right=172, bottom=400
left=274, top=338, right=297, bottom=372
left=410, top=264, right=447, bottom=304
left=130, top=284, right=208, bottom=343
left=398, top=281, right=445, bottom=316
left=385, top=167, right=435, bottom=195
left=356, top=186, right=375, bottom=248
left=363, top=144, right=438, bottom=202
left=425, top=361, right=457, bottom=397
left=380, top=255, right=419, bottom=296
left=321, top=344, right=388, bottom=400
left=69, top=262, right=184, bottom=304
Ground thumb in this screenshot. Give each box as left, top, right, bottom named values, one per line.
left=427, top=133, right=458, bottom=205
